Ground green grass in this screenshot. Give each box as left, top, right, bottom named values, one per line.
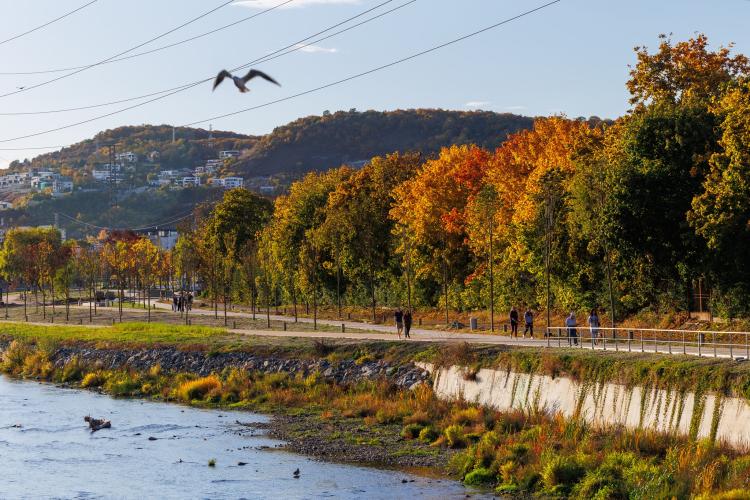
left=0, top=321, right=228, bottom=345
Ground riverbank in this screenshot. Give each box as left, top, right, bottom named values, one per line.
left=4, top=323, right=750, bottom=498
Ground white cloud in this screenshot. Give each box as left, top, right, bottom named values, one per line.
left=505, top=105, right=527, bottom=111
left=294, top=43, right=338, bottom=54
left=234, top=0, right=360, bottom=8
left=465, top=101, right=491, bottom=108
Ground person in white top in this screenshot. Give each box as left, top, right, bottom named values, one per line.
left=565, top=312, right=578, bottom=346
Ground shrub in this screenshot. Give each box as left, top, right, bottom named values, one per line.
left=452, top=407, right=483, bottom=426
left=418, top=426, right=440, bottom=444
left=464, top=467, right=497, bottom=486
left=177, top=375, right=222, bottom=401
left=22, top=351, right=52, bottom=378
left=542, top=455, right=586, bottom=495
left=60, top=355, right=84, bottom=382
left=445, top=424, right=467, bottom=448
left=1, top=340, right=31, bottom=373
left=81, top=372, right=107, bottom=388
left=401, top=423, right=424, bottom=440
left=404, top=410, right=431, bottom=426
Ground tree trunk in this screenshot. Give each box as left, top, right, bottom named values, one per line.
left=336, top=258, right=342, bottom=319
left=369, top=261, right=376, bottom=323
left=489, top=220, right=495, bottom=332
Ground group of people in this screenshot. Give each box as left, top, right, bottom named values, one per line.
left=564, top=309, right=601, bottom=346
left=509, top=306, right=536, bottom=338
left=391, top=304, right=603, bottom=343
left=393, top=308, right=413, bottom=339
left=172, top=291, right=193, bottom=312
left=509, top=306, right=602, bottom=344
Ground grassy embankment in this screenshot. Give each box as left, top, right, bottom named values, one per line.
left=3, top=323, right=750, bottom=498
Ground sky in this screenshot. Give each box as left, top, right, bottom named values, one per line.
left=0, top=0, right=748, bottom=168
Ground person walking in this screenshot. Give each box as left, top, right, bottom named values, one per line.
left=187, top=292, right=193, bottom=312
left=394, top=307, right=404, bottom=338
left=587, top=308, right=600, bottom=346
left=509, top=306, right=519, bottom=338
left=566, top=311, right=578, bottom=346
left=403, top=309, right=412, bottom=339
left=172, top=294, right=177, bottom=312
left=523, top=308, right=534, bottom=338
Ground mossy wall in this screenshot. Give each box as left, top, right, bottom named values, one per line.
left=422, top=363, right=750, bottom=449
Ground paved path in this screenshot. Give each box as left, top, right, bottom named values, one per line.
left=148, top=300, right=745, bottom=359
left=5, top=293, right=745, bottom=360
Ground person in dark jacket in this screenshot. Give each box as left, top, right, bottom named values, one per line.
left=394, top=308, right=404, bottom=338
left=509, top=307, right=519, bottom=338
left=403, top=310, right=413, bottom=339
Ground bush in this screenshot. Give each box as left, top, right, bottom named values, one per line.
left=464, top=467, right=497, bottom=486
left=177, top=375, right=222, bottom=401
left=418, top=426, right=440, bottom=444
left=1, top=340, right=31, bottom=373
left=445, top=424, right=467, bottom=448
left=60, top=355, right=84, bottom=382
left=81, top=372, right=107, bottom=388
left=401, top=423, right=425, bottom=440
left=542, top=455, right=586, bottom=495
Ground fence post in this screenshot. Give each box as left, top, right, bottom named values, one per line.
left=683, top=331, right=686, bottom=355
left=557, top=327, right=561, bottom=348
left=546, top=327, right=550, bottom=348
left=640, top=330, right=644, bottom=352
left=713, top=332, right=717, bottom=358
left=283, top=321, right=287, bottom=331
left=341, top=323, right=345, bottom=333
left=603, top=332, right=607, bottom=351
left=729, top=332, right=733, bottom=360
left=233, top=320, right=236, bottom=329
left=654, top=331, right=657, bottom=353
left=698, top=333, right=702, bottom=357
left=668, top=332, right=672, bottom=355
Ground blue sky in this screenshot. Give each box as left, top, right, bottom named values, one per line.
left=0, top=0, right=748, bottom=167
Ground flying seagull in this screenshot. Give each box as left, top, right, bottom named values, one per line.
left=213, top=68, right=280, bottom=93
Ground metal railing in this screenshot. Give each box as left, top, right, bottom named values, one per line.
left=544, top=326, right=750, bottom=360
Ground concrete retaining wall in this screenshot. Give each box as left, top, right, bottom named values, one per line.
left=420, top=363, right=750, bottom=449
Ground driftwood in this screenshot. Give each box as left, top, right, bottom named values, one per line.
left=84, top=416, right=111, bottom=432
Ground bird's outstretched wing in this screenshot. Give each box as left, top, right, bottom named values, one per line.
left=213, top=70, right=232, bottom=91
left=242, top=69, right=280, bottom=86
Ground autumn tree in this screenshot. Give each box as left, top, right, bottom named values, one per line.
left=325, top=152, right=422, bottom=321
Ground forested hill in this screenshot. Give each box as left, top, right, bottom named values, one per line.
left=12, top=110, right=536, bottom=176
left=233, top=109, right=535, bottom=175
left=10, top=125, right=256, bottom=172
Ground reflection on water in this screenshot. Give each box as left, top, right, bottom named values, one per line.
left=0, top=376, right=482, bottom=499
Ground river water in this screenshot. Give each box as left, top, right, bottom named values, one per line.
left=0, top=376, right=482, bottom=500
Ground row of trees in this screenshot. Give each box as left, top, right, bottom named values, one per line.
left=1, top=35, right=748, bottom=327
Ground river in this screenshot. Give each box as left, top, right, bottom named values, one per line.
left=0, top=376, right=483, bottom=499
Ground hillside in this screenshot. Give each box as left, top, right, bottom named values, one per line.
left=232, top=109, right=535, bottom=175
left=10, top=125, right=256, bottom=173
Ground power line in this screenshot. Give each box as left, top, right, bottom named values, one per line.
left=0, top=0, right=236, bottom=99
left=181, top=0, right=562, bottom=127
left=0, top=0, right=295, bottom=76
left=57, top=208, right=202, bottom=232
left=0, top=0, right=410, bottom=142
left=0, top=0, right=559, bottom=146
left=0, top=0, right=98, bottom=47
left=0, top=0, right=404, bottom=117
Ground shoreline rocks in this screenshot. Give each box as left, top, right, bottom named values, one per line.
left=0, top=341, right=431, bottom=389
